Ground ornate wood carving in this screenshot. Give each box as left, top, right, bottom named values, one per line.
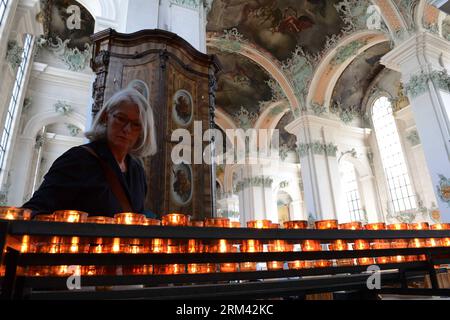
left=90, top=29, right=221, bottom=219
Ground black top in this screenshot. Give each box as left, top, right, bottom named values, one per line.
left=23, top=140, right=147, bottom=217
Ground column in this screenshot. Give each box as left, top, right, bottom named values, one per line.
left=289, top=199, right=305, bottom=221
left=7, top=136, right=35, bottom=206
left=381, top=31, right=450, bottom=222
left=236, top=163, right=278, bottom=226
left=285, top=115, right=346, bottom=221
left=359, top=175, right=383, bottom=223
left=216, top=192, right=239, bottom=221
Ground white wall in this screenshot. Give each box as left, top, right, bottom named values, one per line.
left=7, top=62, right=89, bottom=205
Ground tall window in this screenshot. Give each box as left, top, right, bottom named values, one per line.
left=340, top=161, right=365, bottom=222
left=0, top=34, right=33, bottom=173
left=372, top=96, right=416, bottom=213
left=0, top=0, right=8, bottom=26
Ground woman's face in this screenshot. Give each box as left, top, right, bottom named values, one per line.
left=106, top=101, right=142, bottom=154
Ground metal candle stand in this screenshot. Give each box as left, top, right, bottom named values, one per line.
left=1, top=219, right=450, bottom=300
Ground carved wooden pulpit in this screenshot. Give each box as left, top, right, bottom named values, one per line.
left=90, top=29, right=220, bottom=219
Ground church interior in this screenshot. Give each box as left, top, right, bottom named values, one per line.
left=0, top=0, right=450, bottom=301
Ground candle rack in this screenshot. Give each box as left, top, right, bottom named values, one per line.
left=1, top=219, right=450, bottom=300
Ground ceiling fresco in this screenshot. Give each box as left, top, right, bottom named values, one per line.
left=209, top=48, right=273, bottom=118
left=275, top=112, right=297, bottom=151
left=40, top=0, right=95, bottom=50
left=207, top=0, right=346, bottom=61
left=331, top=42, right=391, bottom=113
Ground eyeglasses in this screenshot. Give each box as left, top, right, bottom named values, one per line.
left=112, top=114, right=142, bottom=132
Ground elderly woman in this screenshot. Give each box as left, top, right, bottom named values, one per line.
left=23, top=88, right=157, bottom=217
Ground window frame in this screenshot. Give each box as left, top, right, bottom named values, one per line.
left=339, top=159, right=365, bottom=222
left=370, top=95, right=417, bottom=215
left=0, top=0, right=8, bottom=27
left=0, top=34, right=34, bottom=176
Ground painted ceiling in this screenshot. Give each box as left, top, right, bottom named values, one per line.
left=40, top=0, right=95, bottom=50
left=207, top=0, right=345, bottom=60
left=275, top=112, right=297, bottom=150
left=332, top=42, right=391, bottom=113
left=209, top=48, right=272, bottom=118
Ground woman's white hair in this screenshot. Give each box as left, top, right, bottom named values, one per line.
left=85, top=88, right=157, bottom=158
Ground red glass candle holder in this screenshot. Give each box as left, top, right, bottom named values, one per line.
left=53, top=210, right=89, bottom=253
left=114, top=212, right=145, bottom=225
left=189, top=220, right=204, bottom=227
left=329, top=239, right=354, bottom=267
left=204, top=217, right=235, bottom=272
left=364, top=223, right=389, bottom=264
left=300, top=239, right=323, bottom=269
left=387, top=223, right=408, bottom=263
left=230, top=221, right=241, bottom=228
left=266, top=223, right=289, bottom=271
left=431, top=224, right=450, bottom=247
left=150, top=238, right=165, bottom=253
left=353, top=239, right=375, bottom=265
left=247, top=220, right=272, bottom=229
left=86, top=216, right=115, bottom=254
left=314, top=220, right=337, bottom=267
left=315, top=219, right=338, bottom=230
left=408, top=222, right=430, bottom=261
left=284, top=220, right=308, bottom=269
left=154, top=264, right=186, bottom=275
left=143, top=218, right=162, bottom=255
left=371, top=240, right=391, bottom=264
left=205, top=217, right=230, bottom=228
left=114, top=213, right=146, bottom=253
left=162, top=213, right=190, bottom=226
left=339, top=222, right=372, bottom=265
left=54, top=210, right=88, bottom=223
left=283, top=220, right=308, bottom=229
left=240, top=239, right=262, bottom=272
left=0, top=206, right=32, bottom=220
left=241, top=220, right=272, bottom=271
left=144, top=218, right=161, bottom=226
left=1, top=207, right=33, bottom=254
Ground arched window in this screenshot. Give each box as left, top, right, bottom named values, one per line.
left=372, top=96, right=416, bottom=213
left=0, top=0, right=8, bottom=26
left=340, top=161, right=365, bottom=222
left=0, top=34, right=33, bottom=176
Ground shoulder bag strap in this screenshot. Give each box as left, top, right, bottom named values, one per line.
left=82, top=146, right=132, bottom=212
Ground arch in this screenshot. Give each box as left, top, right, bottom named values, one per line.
left=365, top=87, right=395, bottom=119
left=254, top=101, right=290, bottom=131
left=416, top=0, right=428, bottom=31
left=308, top=30, right=390, bottom=110
left=22, top=111, right=87, bottom=140
left=207, top=38, right=300, bottom=112
left=214, top=107, right=246, bottom=154
left=216, top=179, right=224, bottom=192
left=339, top=153, right=373, bottom=180
left=276, top=190, right=294, bottom=223
left=75, top=0, right=117, bottom=20
left=75, top=0, right=102, bottom=18
left=361, top=68, right=397, bottom=118
left=371, top=0, right=409, bottom=32
left=416, top=0, right=443, bottom=33
left=215, top=107, right=237, bottom=132
left=223, top=163, right=242, bottom=194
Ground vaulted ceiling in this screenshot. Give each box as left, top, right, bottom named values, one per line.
left=206, top=0, right=345, bottom=61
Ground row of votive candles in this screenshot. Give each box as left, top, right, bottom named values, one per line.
left=1, top=208, right=450, bottom=276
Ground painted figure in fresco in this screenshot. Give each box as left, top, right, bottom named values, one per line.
left=173, top=167, right=192, bottom=203
left=207, top=0, right=343, bottom=61
left=49, top=0, right=95, bottom=50
left=275, top=7, right=315, bottom=34
left=175, top=95, right=191, bottom=124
